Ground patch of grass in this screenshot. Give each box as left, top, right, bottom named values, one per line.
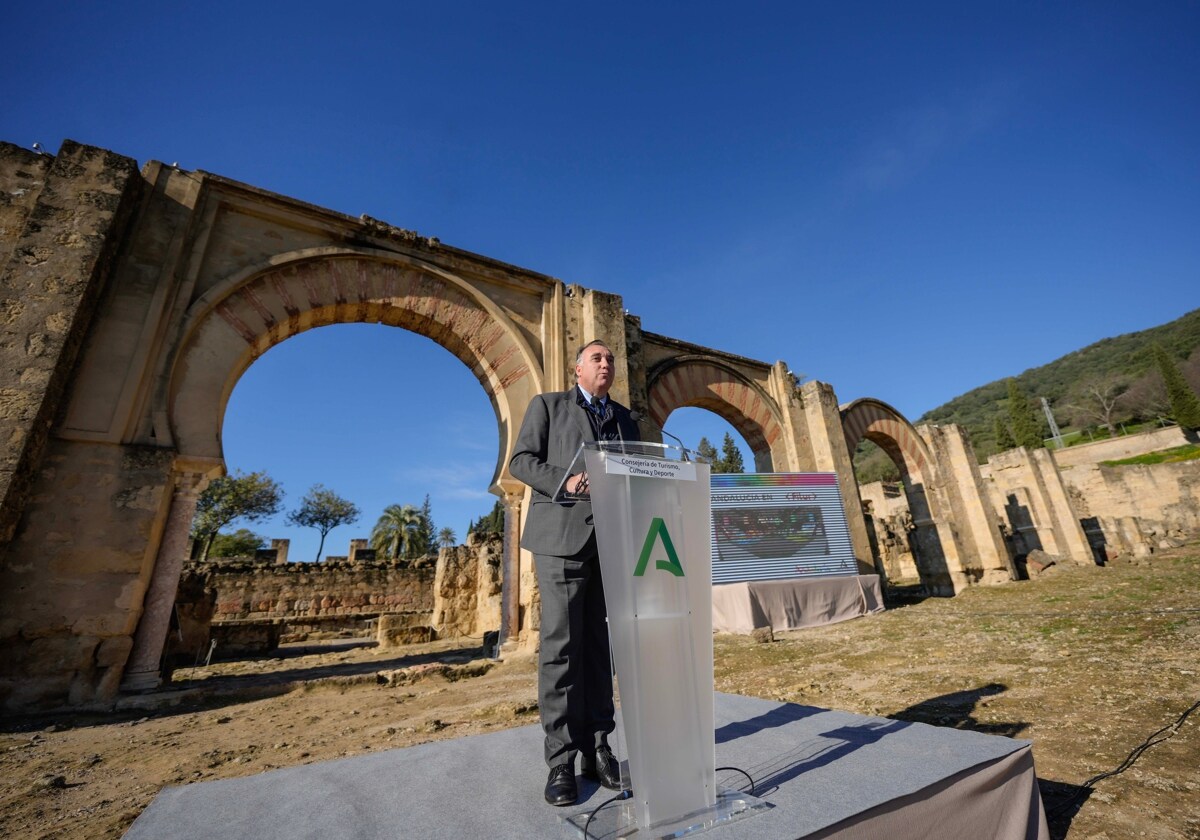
left=1101, top=443, right=1200, bottom=466
left=1037, top=617, right=1079, bottom=636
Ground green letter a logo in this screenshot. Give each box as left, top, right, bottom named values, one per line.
left=633, top=518, right=685, bottom=577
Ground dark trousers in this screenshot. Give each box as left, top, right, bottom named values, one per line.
left=534, top=538, right=615, bottom=767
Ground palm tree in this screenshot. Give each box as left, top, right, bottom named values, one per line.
left=438, top=527, right=457, bottom=549
left=370, top=504, right=423, bottom=560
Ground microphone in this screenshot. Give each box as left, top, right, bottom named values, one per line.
left=629, top=410, right=691, bottom=461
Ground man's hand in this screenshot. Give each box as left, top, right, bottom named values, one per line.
left=566, top=472, right=590, bottom=495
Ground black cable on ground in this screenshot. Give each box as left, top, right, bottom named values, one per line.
left=974, top=607, right=1200, bottom=618
left=1047, top=697, right=1200, bottom=819
left=583, top=789, right=632, bottom=840
left=715, top=765, right=756, bottom=796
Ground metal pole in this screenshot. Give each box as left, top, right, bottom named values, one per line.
left=1040, top=397, right=1065, bottom=449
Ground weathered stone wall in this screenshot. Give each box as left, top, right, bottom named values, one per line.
left=920, top=424, right=1015, bottom=585
left=859, top=482, right=918, bottom=581
left=202, top=560, right=436, bottom=623
left=0, top=441, right=175, bottom=710
left=981, top=447, right=1093, bottom=565
left=432, top=534, right=502, bottom=638
left=0, top=143, right=51, bottom=267
left=171, top=535, right=504, bottom=658
left=0, top=141, right=141, bottom=544
left=1058, top=461, right=1200, bottom=559
left=1050, top=426, right=1189, bottom=468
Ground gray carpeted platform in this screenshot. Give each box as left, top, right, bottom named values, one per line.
left=125, top=692, right=1028, bottom=839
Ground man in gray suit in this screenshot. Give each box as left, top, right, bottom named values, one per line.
left=510, top=339, right=639, bottom=806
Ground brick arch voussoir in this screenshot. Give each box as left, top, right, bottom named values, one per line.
left=840, top=398, right=932, bottom=481
left=167, top=252, right=541, bottom=480
left=647, top=359, right=784, bottom=465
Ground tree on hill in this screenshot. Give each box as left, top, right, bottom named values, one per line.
left=469, top=499, right=505, bottom=537
left=918, top=307, right=1200, bottom=445
left=696, top=436, right=719, bottom=465
left=993, top=416, right=1016, bottom=451
left=1151, top=343, right=1200, bottom=433
left=1006, top=379, right=1045, bottom=449
left=853, top=439, right=901, bottom=484
left=438, top=527, right=457, bottom=549
left=208, top=528, right=267, bottom=558
left=287, top=484, right=360, bottom=561
left=190, top=470, right=283, bottom=561
left=1066, top=374, right=1130, bottom=436
left=714, top=432, right=746, bottom=473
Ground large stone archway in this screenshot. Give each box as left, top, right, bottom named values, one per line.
left=841, top=398, right=953, bottom=592
left=166, top=249, right=540, bottom=488
left=841, top=398, right=1013, bottom=594
left=104, top=252, right=548, bottom=690
left=0, top=148, right=578, bottom=708
left=0, top=140, right=1017, bottom=711
left=645, top=355, right=786, bottom=471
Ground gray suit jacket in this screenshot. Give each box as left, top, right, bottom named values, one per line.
left=509, top=388, right=639, bottom=557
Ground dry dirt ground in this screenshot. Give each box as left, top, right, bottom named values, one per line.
left=2, top=546, right=1198, bottom=839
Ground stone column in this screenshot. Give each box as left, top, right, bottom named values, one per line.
left=499, top=489, right=524, bottom=647
left=799, top=381, right=875, bottom=572
left=1030, top=448, right=1093, bottom=565
left=920, top=424, right=1016, bottom=584
left=767, top=362, right=812, bottom=473
left=120, top=465, right=210, bottom=692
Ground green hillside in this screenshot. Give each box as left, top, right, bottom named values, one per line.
left=915, top=307, right=1200, bottom=458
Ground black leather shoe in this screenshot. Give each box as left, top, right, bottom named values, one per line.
left=581, top=746, right=623, bottom=790
left=545, top=764, right=578, bottom=806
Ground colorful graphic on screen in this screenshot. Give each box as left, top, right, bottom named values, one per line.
left=709, top=473, right=856, bottom=583
left=713, top=506, right=829, bottom=561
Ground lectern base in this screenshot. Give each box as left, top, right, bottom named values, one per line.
left=564, top=786, right=773, bottom=840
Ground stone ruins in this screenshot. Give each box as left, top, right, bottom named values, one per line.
left=2, top=139, right=1198, bottom=713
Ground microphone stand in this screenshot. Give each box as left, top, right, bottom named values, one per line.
left=629, top=410, right=691, bottom=461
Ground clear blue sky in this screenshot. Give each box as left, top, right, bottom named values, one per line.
left=5, top=2, right=1198, bottom=560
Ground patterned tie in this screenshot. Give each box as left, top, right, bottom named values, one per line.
left=580, top=392, right=614, bottom=441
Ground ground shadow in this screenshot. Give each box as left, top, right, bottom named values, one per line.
left=211, top=637, right=377, bottom=664
left=881, top=582, right=930, bottom=609
left=0, top=644, right=483, bottom=732
left=750, top=719, right=910, bottom=796
left=169, top=643, right=481, bottom=693
left=889, top=683, right=1029, bottom=737
left=1080, top=516, right=1109, bottom=566
left=1037, top=777, right=1093, bottom=840
left=715, top=702, right=823, bottom=744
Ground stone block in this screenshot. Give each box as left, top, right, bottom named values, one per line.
left=28, top=635, right=97, bottom=672
left=2, top=674, right=73, bottom=712
left=377, top=614, right=436, bottom=648
left=751, top=626, right=775, bottom=644
left=93, top=662, right=126, bottom=701
left=94, top=635, right=133, bottom=667
left=1024, top=550, right=1059, bottom=575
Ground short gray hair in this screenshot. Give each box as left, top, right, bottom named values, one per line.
left=575, top=339, right=612, bottom=365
